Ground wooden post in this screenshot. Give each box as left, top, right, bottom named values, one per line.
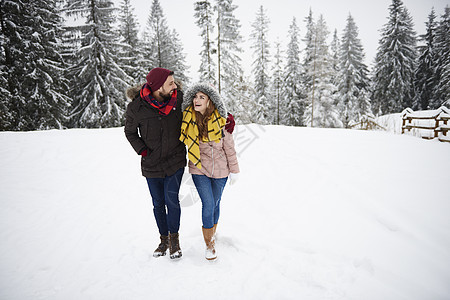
left=444, top=119, right=448, bottom=136
left=435, top=117, right=439, bottom=138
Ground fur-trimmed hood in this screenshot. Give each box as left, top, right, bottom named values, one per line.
left=126, top=83, right=144, bottom=100
left=182, top=83, right=227, bottom=118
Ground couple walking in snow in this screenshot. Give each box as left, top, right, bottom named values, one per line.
left=124, top=67, right=240, bottom=261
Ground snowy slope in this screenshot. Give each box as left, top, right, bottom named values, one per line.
left=1, top=125, right=449, bottom=300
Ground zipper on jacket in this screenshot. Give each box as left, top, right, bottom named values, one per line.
left=211, top=146, right=214, bottom=177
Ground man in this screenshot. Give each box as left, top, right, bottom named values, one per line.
left=124, top=68, right=235, bottom=259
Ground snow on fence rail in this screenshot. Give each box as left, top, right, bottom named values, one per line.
left=401, top=106, right=450, bottom=143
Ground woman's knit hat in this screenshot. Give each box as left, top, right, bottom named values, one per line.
left=146, top=67, right=172, bottom=92
left=182, top=83, right=228, bottom=118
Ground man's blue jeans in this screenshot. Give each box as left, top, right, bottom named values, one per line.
left=146, top=168, right=184, bottom=236
left=192, top=174, right=228, bottom=229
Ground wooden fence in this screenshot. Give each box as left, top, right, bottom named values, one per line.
left=349, top=115, right=386, bottom=131
left=401, top=106, right=450, bottom=143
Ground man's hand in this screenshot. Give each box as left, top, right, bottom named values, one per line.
left=140, top=148, right=149, bottom=156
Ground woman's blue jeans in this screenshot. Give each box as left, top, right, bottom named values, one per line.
left=146, top=168, right=184, bottom=236
left=192, top=174, right=228, bottom=229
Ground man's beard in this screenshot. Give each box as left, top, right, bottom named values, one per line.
left=159, top=89, right=174, bottom=101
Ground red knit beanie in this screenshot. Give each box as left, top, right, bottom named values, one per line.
left=146, top=67, right=172, bottom=92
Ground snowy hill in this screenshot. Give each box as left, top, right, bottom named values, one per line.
left=1, top=125, right=449, bottom=299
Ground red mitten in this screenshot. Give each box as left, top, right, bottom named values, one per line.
left=225, top=113, right=235, bottom=134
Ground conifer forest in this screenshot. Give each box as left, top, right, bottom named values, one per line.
left=1, top=0, right=449, bottom=130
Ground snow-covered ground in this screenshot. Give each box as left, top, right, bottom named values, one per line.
left=1, top=125, right=449, bottom=299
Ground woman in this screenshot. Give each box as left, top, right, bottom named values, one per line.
left=180, top=83, right=240, bottom=261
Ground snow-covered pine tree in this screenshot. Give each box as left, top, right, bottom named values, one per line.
left=272, top=38, right=284, bottom=125
left=282, top=17, right=304, bottom=126
left=303, top=15, right=341, bottom=128
left=330, top=29, right=340, bottom=85
left=194, top=0, right=216, bottom=85
left=0, top=71, right=10, bottom=129
left=337, top=14, right=371, bottom=127
left=117, top=0, right=139, bottom=51
left=413, top=8, right=437, bottom=110
left=0, top=43, right=10, bottom=129
left=432, top=6, right=450, bottom=109
left=250, top=5, right=271, bottom=124
left=372, top=0, right=417, bottom=115
left=215, top=0, right=244, bottom=114
left=302, top=9, right=315, bottom=92
left=1, top=0, right=28, bottom=130
left=1, top=0, right=69, bottom=130
left=63, top=0, right=132, bottom=128
left=329, top=28, right=340, bottom=115
left=169, top=29, right=190, bottom=86
left=23, top=0, right=71, bottom=130
left=234, top=75, right=256, bottom=124
left=143, top=0, right=189, bottom=85
left=142, top=0, right=170, bottom=70
left=59, top=10, right=80, bottom=80
left=117, top=0, right=145, bottom=84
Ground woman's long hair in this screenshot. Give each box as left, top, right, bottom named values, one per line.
left=194, top=98, right=216, bottom=140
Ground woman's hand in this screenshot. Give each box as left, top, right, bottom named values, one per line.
left=229, top=173, right=239, bottom=185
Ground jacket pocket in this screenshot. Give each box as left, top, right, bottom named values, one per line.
left=141, top=146, right=161, bottom=168
left=140, top=116, right=161, bottom=144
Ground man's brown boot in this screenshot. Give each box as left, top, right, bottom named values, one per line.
left=169, top=233, right=182, bottom=259
left=153, top=235, right=169, bottom=258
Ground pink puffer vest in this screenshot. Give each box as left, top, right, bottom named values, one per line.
left=188, top=130, right=240, bottom=178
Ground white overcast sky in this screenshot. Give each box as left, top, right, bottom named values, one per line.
left=119, top=0, right=449, bottom=81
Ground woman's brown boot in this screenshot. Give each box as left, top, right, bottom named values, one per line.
left=202, top=227, right=217, bottom=260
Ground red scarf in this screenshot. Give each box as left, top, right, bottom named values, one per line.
left=140, top=83, right=177, bottom=115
